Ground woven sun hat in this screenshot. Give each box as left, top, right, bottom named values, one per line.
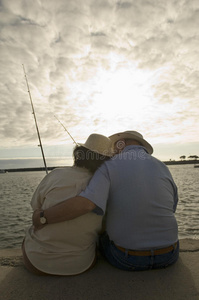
left=78, top=134, right=113, bottom=157
left=109, top=130, right=153, bottom=154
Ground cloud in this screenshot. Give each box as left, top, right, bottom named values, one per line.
left=90, top=31, right=106, bottom=37
left=116, top=2, right=133, bottom=9
left=0, top=0, right=199, bottom=161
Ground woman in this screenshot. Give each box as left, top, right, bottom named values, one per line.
left=22, top=133, right=112, bottom=276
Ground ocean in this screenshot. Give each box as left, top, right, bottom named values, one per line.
left=0, top=165, right=198, bottom=249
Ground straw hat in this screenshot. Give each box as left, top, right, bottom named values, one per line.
left=78, top=134, right=112, bottom=157
left=109, top=131, right=153, bottom=154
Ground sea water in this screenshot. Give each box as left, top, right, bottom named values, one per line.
left=0, top=165, right=198, bottom=249
left=169, top=164, right=199, bottom=240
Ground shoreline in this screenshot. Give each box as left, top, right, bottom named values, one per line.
left=0, top=239, right=199, bottom=300
left=1, top=159, right=199, bottom=173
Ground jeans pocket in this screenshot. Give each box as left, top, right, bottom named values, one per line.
left=153, top=249, right=179, bottom=269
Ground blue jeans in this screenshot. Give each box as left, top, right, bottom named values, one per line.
left=99, top=232, right=179, bottom=271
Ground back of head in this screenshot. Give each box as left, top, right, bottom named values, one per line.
left=109, top=130, right=153, bottom=154
left=73, top=146, right=110, bottom=173
left=73, top=133, right=112, bottom=173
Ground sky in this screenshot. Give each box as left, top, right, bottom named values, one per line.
left=0, top=0, right=199, bottom=169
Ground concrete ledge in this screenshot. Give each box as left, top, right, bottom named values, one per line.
left=0, top=239, right=199, bottom=300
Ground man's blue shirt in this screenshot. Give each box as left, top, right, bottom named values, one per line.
left=80, top=145, right=178, bottom=249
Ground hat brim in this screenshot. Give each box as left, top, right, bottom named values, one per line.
left=109, top=132, right=153, bottom=155
left=77, top=143, right=112, bottom=157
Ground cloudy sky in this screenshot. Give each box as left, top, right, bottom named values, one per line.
left=0, top=0, right=199, bottom=168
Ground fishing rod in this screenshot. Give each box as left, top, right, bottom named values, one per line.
left=22, top=64, right=48, bottom=174
left=54, top=114, right=78, bottom=146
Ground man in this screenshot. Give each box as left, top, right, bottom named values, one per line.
left=33, top=131, right=179, bottom=271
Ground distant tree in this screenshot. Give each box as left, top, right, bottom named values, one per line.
left=188, top=155, right=199, bottom=160
left=180, top=155, right=186, bottom=160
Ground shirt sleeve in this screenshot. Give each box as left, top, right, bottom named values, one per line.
left=30, top=170, right=56, bottom=210
left=30, top=174, right=49, bottom=210
left=165, top=165, right=179, bottom=213
left=79, top=164, right=110, bottom=215
left=173, top=185, right=178, bottom=213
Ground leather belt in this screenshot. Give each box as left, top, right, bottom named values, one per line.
left=115, top=242, right=178, bottom=256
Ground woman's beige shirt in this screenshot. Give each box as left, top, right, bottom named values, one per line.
left=24, top=167, right=102, bottom=275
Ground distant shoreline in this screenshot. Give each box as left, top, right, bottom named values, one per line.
left=164, top=159, right=199, bottom=165
left=1, top=160, right=199, bottom=173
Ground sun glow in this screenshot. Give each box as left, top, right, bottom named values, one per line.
left=94, top=68, right=154, bottom=119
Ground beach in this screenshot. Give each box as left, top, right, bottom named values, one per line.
left=0, top=239, right=199, bottom=300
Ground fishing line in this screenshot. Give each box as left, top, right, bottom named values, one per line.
left=54, top=114, right=78, bottom=146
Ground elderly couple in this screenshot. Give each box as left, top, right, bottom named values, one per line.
left=22, top=131, right=179, bottom=275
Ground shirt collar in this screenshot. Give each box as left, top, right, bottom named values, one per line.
left=122, top=145, right=148, bottom=154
